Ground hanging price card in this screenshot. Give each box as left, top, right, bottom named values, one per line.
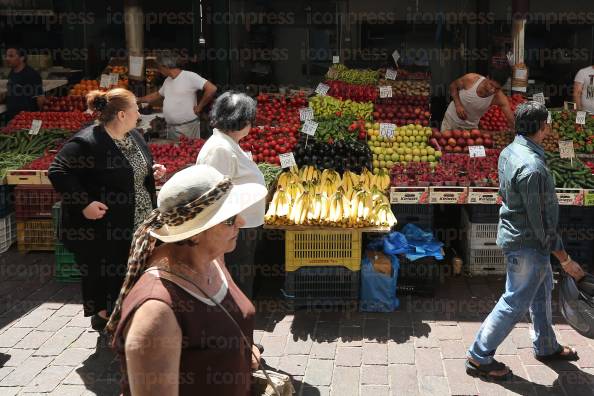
left=332, top=55, right=340, bottom=64
left=109, top=73, right=120, bottom=86
left=385, top=68, right=398, bottom=80
left=99, top=74, right=111, bottom=88
left=301, top=120, right=318, bottom=136
left=547, top=111, right=552, bottom=124
left=299, top=107, right=314, bottom=121
left=29, top=120, right=42, bottom=135
left=129, top=56, right=144, bottom=77
left=379, top=123, right=396, bottom=139
left=315, top=83, right=329, bottom=96
left=469, top=145, right=486, bottom=158
left=379, top=86, right=393, bottom=98
left=533, top=92, right=545, bottom=105
left=576, top=111, right=587, bottom=125
left=279, top=153, right=297, bottom=169
left=558, top=140, right=575, bottom=158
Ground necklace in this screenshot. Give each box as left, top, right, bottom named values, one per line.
left=174, top=258, right=216, bottom=286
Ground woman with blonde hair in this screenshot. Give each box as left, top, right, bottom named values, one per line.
left=49, top=88, right=166, bottom=331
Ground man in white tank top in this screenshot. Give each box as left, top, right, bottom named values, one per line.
left=441, top=71, right=514, bottom=132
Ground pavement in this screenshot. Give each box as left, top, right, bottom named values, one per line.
left=1, top=250, right=594, bottom=395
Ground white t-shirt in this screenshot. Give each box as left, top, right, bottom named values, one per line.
left=196, top=129, right=266, bottom=228
left=574, top=66, right=594, bottom=113
left=159, top=70, right=207, bottom=125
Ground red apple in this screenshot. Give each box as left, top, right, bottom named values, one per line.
left=447, top=138, right=457, bottom=147
left=442, top=130, right=452, bottom=139
left=457, top=137, right=466, bottom=146
left=453, top=130, right=463, bottom=138
left=471, top=129, right=481, bottom=138
left=438, top=138, right=447, bottom=146
left=432, top=130, right=442, bottom=139
left=466, top=138, right=475, bottom=146
left=454, top=146, right=462, bottom=153
left=475, top=137, right=484, bottom=145
left=462, top=130, right=471, bottom=139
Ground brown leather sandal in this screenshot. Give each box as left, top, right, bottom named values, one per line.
left=465, top=359, right=513, bottom=381
left=535, top=345, right=579, bottom=362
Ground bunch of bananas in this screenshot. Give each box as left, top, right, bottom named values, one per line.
left=327, top=64, right=379, bottom=85
left=265, top=166, right=396, bottom=228
left=309, top=96, right=373, bottom=120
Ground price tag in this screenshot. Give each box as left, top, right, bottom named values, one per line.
left=299, top=107, right=314, bottom=121
left=469, top=145, right=486, bottom=158
left=244, top=151, right=253, bottom=161
left=109, top=73, right=119, bottom=86
left=301, top=120, right=318, bottom=136
left=379, top=85, right=393, bottom=98
left=99, top=74, right=110, bottom=88
left=279, top=153, right=297, bottom=169
left=315, top=83, right=329, bottom=96
left=558, top=140, right=575, bottom=158
left=29, top=119, right=42, bottom=135
left=379, top=123, right=396, bottom=139
left=533, top=92, right=545, bottom=105
left=392, top=49, right=400, bottom=65
left=129, top=55, right=144, bottom=77
left=332, top=55, right=340, bottom=64
left=547, top=111, right=552, bottom=124
left=385, top=68, right=398, bottom=80
left=576, top=111, right=587, bottom=125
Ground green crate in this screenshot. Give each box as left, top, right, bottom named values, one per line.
left=55, top=242, right=80, bottom=282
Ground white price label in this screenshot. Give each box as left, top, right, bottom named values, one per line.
left=244, top=151, right=253, bottom=161
left=129, top=55, right=144, bottom=77
left=299, top=107, right=314, bottom=121
left=576, top=111, right=587, bottom=125
left=533, top=92, right=545, bottom=105
left=379, top=123, right=396, bottom=139
left=29, top=119, right=42, bottom=135
left=392, top=50, right=400, bottom=65
left=558, top=140, right=575, bottom=158
left=379, top=85, right=393, bottom=98
left=315, top=83, right=329, bottom=96
left=301, top=120, right=318, bottom=136
left=279, top=153, right=297, bottom=169
left=332, top=55, right=340, bottom=64
left=469, top=145, right=486, bottom=158
left=109, top=73, right=119, bottom=86
left=547, top=111, right=552, bottom=124
left=385, top=68, right=398, bottom=80
left=99, top=74, right=110, bottom=88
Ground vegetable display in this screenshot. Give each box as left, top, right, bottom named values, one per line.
left=547, top=152, right=594, bottom=188
left=257, top=163, right=283, bottom=190
left=255, top=93, right=306, bottom=126
left=0, top=153, right=37, bottom=179
left=550, top=110, right=594, bottom=153
left=4, top=111, right=95, bottom=132
left=326, top=64, right=379, bottom=85
left=240, top=125, right=299, bottom=165
left=148, top=136, right=205, bottom=182
left=479, top=94, right=525, bottom=131
left=0, top=129, right=71, bottom=155
left=326, top=80, right=378, bottom=102
left=309, top=95, right=373, bottom=121
left=293, top=138, right=372, bottom=173
left=41, top=96, right=87, bottom=112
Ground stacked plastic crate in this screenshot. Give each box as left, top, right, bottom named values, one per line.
left=461, top=205, right=505, bottom=275
left=0, top=185, right=16, bottom=254
left=15, top=185, right=60, bottom=253
left=52, top=202, right=80, bottom=282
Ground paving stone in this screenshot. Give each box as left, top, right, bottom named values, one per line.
left=284, top=337, right=313, bottom=355
left=443, top=359, right=478, bottom=395
left=66, top=314, right=90, bottom=328
left=388, top=342, right=415, bottom=364
left=0, top=348, right=34, bottom=366
left=302, top=385, right=330, bottom=396
left=260, top=335, right=287, bottom=358
left=330, top=366, right=360, bottom=396
left=315, top=321, right=340, bottom=341
left=413, top=329, right=439, bottom=348
left=524, top=365, right=565, bottom=394
left=364, top=319, right=389, bottom=342
left=0, top=356, right=53, bottom=386
left=389, top=326, right=414, bottom=344
left=439, top=340, right=467, bottom=359
left=361, top=365, right=388, bottom=385
left=363, top=342, right=388, bottom=365
left=389, top=364, right=420, bottom=396
left=415, top=348, right=444, bottom=377
left=278, top=354, right=308, bottom=377
left=36, top=316, right=71, bottom=332
left=304, top=359, right=334, bottom=387
left=432, top=324, right=463, bottom=340
left=54, top=304, right=81, bottom=317
left=52, top=348, right=95, bottom=367
left=35, top=327, right=84, bottom=356
left=0, top=367, right=14, bottom=381
left=14, top=331, right=53, bottom=350
left=418, top=375, right=450, bottom=396
left=310, top=341, right=337, bottom=360
left=459, top=321, right=482, bottom=345
left=335, top=347, right=362, bottom=367
left=361, top=385, right=389, bottom=396
left=49, top=384, right=87, bottom=396
left=510, top=328, right=534, bottom=349
left=338, top=326, right=363, bottom=347
left=574, top=345, right=594, bottom=369
left=473, top=376, right=512, bottom=395
left=557, top=370, right=594, bottom=396
left=271, top=320, right=292, bottom=337
left=69, top=331, right=99, bottom=349
left=253, top=330, right=264, bottom=345
left=22, top=365, right=73, bottom=393
left=497, top=336, right=519, bottom=355
left=12, top=308, right=56, bottom=329
left=0, top=387, right=20, bottom=396
left=0, top=327, right=32, bottom=347
left=558, top=329, right=590, bottom=347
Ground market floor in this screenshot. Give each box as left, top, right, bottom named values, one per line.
left=1, top=251, right=593, bottom=396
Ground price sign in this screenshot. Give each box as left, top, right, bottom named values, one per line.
left=379, top=85, right=393, bottom=98
left=559, top=140, right=575, bottom=158
left=385, top=68, right=398, bottom=80
left=332, top=55, right=340, bottom=64
left=315, top=83, right=329, bottom=96
left=533, top=92, right=545, bottom=105
left=109, top=73, right=119, bottom=86
left=301, top=120, right=318, bottom=136
left=547, top=111, right=552, bottom=124
left=29, top=119, right=42, bottom=135
left=576, top=111, right=587, bottom=125
left=299, top=107, right=314, bottom=121
left=244, top=151, right=253, bottom=161
left=99, top=74, right=110, bottom=88
left=469, top=145, right=486, bottom=158
left=129, top=55, right=144, bottom=77
left=279, top=153, right=297, bottom=169
left=379, top=123, right=396, bottom=139
left=392, top=49, right=400, bottom=65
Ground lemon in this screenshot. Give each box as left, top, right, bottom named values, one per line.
left=421, top=155, right=428, bottom=162
left=413, top=155, right=421, bottom=162
left=405, top=154, right=413, bottom=161
left=420, top=148, right=428, bottom=156
left=373, top=160, right=380, bottom=168
left=412, top=148, right=420, bottom=156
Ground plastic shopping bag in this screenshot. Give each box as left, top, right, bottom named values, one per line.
left=360, top=251, right=400, bottom=312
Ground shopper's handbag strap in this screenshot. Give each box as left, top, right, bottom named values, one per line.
left=145, top=266, right=284, bottom=396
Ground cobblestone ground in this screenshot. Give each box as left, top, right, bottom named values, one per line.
left=1, top=250, right=594, bottom=395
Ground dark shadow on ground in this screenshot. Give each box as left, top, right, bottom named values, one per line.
left=76, top=332, right=120, bottom=396
left=0, top=352, right=10, bottom=367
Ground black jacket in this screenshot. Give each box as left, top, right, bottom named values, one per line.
left=49, top=125, right=157, bottom=259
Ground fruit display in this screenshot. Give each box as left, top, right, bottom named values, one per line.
left=326, top=80, right=378, bottom=102
left=309, top=96, right=373, bottom=121
left=366, top=123, right=441, bottom=173
left=433, top=129, right=493, bottom=153
left=550, top=110, right=594, bottom=153
left=326, top=64, right=379, bottom=85
left=542, top=127, right=560, bottom=152
left=148, top=136, right=205, bottom=182
left=264, top=166, right=396, bottom=228
left=378, top=68, right=431, bottom=81
left=255, top=93, right=307, bottom=126
left=491, top=130, right=514, bottom=149
left=547, top=152, right=594, bottom=189
left=69, top=79, right=99, bottom=96
left=240, top=125, right=299, bottom=165
left=4, top=111, right=95, bottom=132
left=257, top=163, right=283, bottom=189
left=373, top=104, right=430, bottom=125
left=293, top=139, right=372, bottom=173
left=41, top=96, right=87, bottom=112
left=311, top=118, right=366, bottom=143
left=108, top=65, right=128, bottom=76
left=378, top=79, right=430, bottom=98
left=479, top=94, right=526, bottom=131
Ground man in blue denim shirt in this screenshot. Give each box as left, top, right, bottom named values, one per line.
left=466, top=102, right=586, bottom=380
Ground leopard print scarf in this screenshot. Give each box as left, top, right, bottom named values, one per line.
left=106, top=178, right=233, bottom=334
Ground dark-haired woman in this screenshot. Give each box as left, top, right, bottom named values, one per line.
left=196, top=91, right=265, bottom=299
left=49, top=88, right=166, bottom=330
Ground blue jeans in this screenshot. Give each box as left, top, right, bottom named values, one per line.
left=468, top=248, right=560, bottom=364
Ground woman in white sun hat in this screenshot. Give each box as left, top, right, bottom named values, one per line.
left=107, top=164, right=267, bottom=396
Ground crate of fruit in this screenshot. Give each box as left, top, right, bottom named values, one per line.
left=55, top=242, right=80, bottom=282
left=555, top=188, right=584, bottom=206
left=6, top=170, right=42, bottom=185
left=17, top=219, right=54, bottom=252
left=0, top=213, right=17, bottom=254
left=467, top=187, right=501, bottom=205
left=390, top=187, right=430, bottom=204
left=584, top=189, right=594, bottom=206
left=429, top=186, right=468, bottom=204
left=15, top=185, right=61, bottom=220
left=284, top=266, right=359, bottom=308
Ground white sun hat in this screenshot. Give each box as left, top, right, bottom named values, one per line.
left=150, top=164, right=267, bottom=243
